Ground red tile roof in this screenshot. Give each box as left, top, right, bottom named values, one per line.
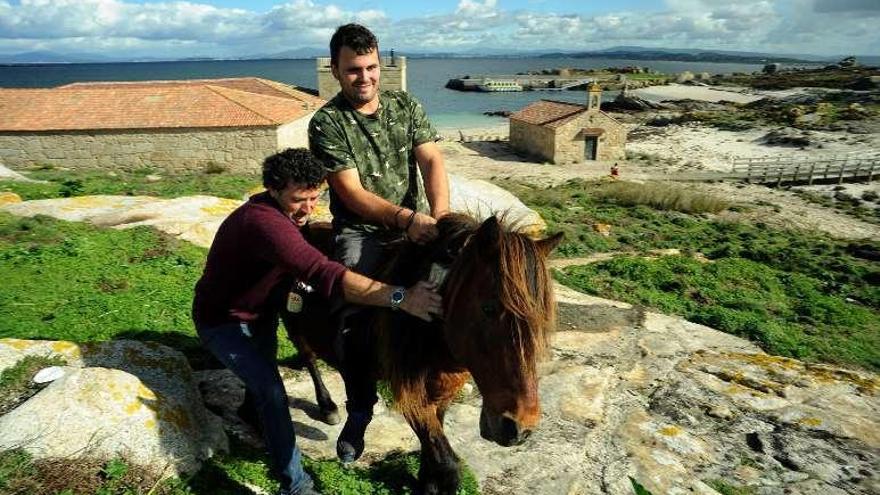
left=509, top=100, right=587, bottom=129
left=0, top=78, right=324, bottom=132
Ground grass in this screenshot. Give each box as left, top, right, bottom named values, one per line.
left=0, top=443, right=480, bottom=495
left=556, top=256, right=879, bottom=369
left=499, top=178, right=880, bottom=371
left=0, top=355, right=66, bottom=416
left=0, top=211, right=479, bottom=493
left=793, top=189, right=880, bottom=225
left=705, top=479, right=757, bottom=495
left=592, top=181, right=731, bottom=214
left=0, top=167, right=261, bottom=201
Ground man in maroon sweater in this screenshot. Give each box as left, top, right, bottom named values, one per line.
left=192, top=148, right=440, bottom=495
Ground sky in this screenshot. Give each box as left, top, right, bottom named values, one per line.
left=0, top=0, right=878, bottom=59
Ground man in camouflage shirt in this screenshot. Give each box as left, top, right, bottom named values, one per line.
left=308, top=23, right=449, bottom=464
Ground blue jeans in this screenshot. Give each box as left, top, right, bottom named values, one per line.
left=197, top=318, right=314, bottom=494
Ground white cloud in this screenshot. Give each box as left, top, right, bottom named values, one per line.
left=455, top=0, right=499, bottom=18
left=0, top=0, right=876, bottom=58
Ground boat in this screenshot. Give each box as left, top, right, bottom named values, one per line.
left=476, top=79, right=523, bottom=92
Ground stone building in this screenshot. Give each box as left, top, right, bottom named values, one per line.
left=509, top=83, right=627, bottom=164
left=316, top=54, right=406, bottom=99
left=0, top=77, right=324, bottom=173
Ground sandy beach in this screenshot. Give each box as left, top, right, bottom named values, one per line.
left=631, top=83, right=764, bottom=103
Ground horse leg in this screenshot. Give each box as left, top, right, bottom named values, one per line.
left=303, top=351, right=341, bottom=425
left=287, top=331, right=341, bottom=425
left=408, top=372, right=470, bottom=495
left=409, top=409, right=460, bottom=495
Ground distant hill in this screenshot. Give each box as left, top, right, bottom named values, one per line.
left=251, top=47, right=326, bottom=60
left=1, top=46, right=876, bottom=66
left=538, top=47, right=821, bottom=65
left=0, top=50, right=115, bottom=64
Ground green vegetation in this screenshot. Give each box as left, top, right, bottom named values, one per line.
left=0, top=355, right=67, bottom=416
left=793, top=188, right=880, bottom=225
left=715, top=66, right=880, bottom=90
left=593, top=181, right=730, bottom=214
left=556, top=256, right=878, bottom=368
left=501, top=179, right=880, bottom=371
left=629, top=477, right=654, bottom=495
left=0, top=444, right=480, bottom=495
left=705, top=479, right=757, bottom=495
left=0, top=167, right=261, bottom=201
left=0, top=213, right=478, bottom=492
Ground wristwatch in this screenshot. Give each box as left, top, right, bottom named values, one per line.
left=390, top=286, right=406, bottom=311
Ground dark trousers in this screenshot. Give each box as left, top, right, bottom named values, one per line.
left=197, top=317, right=313, bottom=494
left=333, top=226, right=397, bottom=415
left=337, top=311, right=379, bottom=413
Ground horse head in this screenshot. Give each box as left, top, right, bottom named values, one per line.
left=441, top=214, right=562, bottom=447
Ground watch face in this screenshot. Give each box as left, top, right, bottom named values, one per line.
left=392, top=288, right=405, bottom=303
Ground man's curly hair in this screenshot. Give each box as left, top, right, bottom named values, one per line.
left=262, top=148, right=326, bottom=190
left=330, top=23, right=378, bottom=66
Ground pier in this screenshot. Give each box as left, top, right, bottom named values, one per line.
left=446, top=74, right=595, bottom=92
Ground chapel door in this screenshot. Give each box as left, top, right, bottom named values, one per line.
left=584, top=136, right=598, bottom=161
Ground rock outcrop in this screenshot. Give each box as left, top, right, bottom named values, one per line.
left=195, top=291, right=879, bottom=494
left=0, top=173, right=545, bottom=247
left=0, top=339, right=227, bottom=475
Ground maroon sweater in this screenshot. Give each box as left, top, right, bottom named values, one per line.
left=192, top=191, right=347, bottom=328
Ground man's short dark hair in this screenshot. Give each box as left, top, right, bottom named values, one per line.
left=262, top=148, right=326, bottom=190
left=330, top=23, right=378, bottom=66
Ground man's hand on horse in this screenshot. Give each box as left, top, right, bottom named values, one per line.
left=401, top=281, right=443, bottom=321
left=406, top=212, right=439, bottom=245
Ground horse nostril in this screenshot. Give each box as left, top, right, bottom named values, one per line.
left=501, top=416, right=519, bottom=442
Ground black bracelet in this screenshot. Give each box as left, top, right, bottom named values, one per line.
left=404, top=209, right=417, bottom=231
left=393, top=206, right=406, bottom=228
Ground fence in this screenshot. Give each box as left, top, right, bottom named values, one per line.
left=729, top=153, right=880, bottom=186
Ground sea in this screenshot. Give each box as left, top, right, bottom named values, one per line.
left=0, top=57, right=763, bottom=129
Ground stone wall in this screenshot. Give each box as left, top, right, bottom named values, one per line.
left=554, top=111, right=627, bottom=164
left=276, top=111, right=317, bottom=150
left=510, top=120, right=556, bottom=162
left=316, top=56, right=407, bottom=99
left=0, top=126, right=279, bottom=173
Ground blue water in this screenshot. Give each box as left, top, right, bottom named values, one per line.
left=0, top=57, right=762, bottom=129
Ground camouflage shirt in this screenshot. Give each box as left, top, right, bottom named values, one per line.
left=308, top=90, right=440, bottom=231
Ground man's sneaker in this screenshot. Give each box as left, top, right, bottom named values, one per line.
left=336, top=410, right=372, bottom=464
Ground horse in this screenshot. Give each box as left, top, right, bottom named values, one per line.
left=283, top=213, right=563, bottom=495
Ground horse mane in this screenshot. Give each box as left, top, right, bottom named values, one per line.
left=378, top=212, right=556, bottom=419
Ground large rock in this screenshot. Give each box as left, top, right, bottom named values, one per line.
left=0, top=339, right=227, bottom=475
left=196, top=288, right=879, bottom=494
left=0, top=164, right=44, bottom=183
left=0, top=195, right=243, bottom=248
left=0, top=174, right=546, bottom=246
left=448, top=175, right=545, bottom=236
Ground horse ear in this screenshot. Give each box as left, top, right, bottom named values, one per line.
left=536, top=232, right=564, bottom=258
left=475, top=215, right=501, bottom=256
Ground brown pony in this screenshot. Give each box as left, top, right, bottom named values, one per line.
left=283, top=213, right=562, bottom=495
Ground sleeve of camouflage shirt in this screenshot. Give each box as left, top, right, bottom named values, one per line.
left=309, top=110, right=356, bottom=174
left=407, top=93, right=440, bottom=148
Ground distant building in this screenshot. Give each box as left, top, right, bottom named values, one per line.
left=0, top=77, right=324, bottom=173
left=509, top=82, right=627, bottom=164
left=316, top=54, right=407, bottom=99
